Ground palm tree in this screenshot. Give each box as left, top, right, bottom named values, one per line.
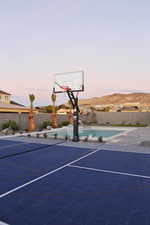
left=67, top=100, right=73, bottom=124
left=51, top=93, right=56, bottom=112
left=29, top=94, right=35, bottom=110
left=51, top=93, right=57, bottom=128
left=28, top=94, right=36, bottom=131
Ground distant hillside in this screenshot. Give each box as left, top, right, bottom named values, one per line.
left=79, top=93, right=150, bottom=106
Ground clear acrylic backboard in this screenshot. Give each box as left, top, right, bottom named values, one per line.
left=53, top=71, right=84, bottom=93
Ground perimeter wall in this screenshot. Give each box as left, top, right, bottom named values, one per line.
left=81, top=112, right=150, bottom=125
left=0, top=112, right=150, bottom=130
left=0, top=113, right=67, bottom=130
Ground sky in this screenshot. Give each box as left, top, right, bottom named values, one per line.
left=0, top=0, right=150, bottom=106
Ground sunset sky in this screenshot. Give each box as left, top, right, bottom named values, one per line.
left=0, top=0, right=150, bottom=106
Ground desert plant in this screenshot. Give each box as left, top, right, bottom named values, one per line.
left=40, top=121, right=52, bottom=129
left=60, top=121, right=70, bottom=127
left=36, top=133, right=40, bottom=138
left=98, top=136, right=103, bottom=142
left=1, top=121, right=10, bottom=130
left=54, top=133, right=58, bottom=139
left=65, top=135, right=68, bottom=141
left=29, top=94, right=35, bottom=110
left=84, top=136, right=88, bottom=142
left=43, top=133, right=48, bottom=138
left=1, top=120, right=19, bottom=131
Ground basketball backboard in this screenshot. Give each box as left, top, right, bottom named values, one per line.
left=53, top=71, right=84, bottom=93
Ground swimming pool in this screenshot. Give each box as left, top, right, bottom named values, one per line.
left=47, top=126, right=124, bottom=140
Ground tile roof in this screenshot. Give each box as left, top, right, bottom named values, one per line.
left=0, top=90, right=11, bottom=95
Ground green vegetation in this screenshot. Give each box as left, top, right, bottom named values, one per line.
left=98, top=136, right=103, bottom=142
left=110, top=123, right=147, bottom=127
left=40, top=120, right=70, bottom=130
left=90, top=106, right=111, bottom=112
left=40, top=121, right=52, bottom=129
left=97, top=107, right=111, bottom=112
left=37, top=105, right=54, bottom=113
left=36, top=105, right=59, bottom=113
left=36, top=104, right=68, bottom=113
left=60, top=121, right=70, bottom=127
left=1, top=120, right=19, bottom=131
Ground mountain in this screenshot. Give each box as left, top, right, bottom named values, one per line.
left=79, top=93, right=150, bottom=106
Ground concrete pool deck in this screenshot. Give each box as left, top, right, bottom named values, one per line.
left=102, top=127, right=150, bottom=153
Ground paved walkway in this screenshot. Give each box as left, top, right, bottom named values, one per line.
left=107, top=127, right=150, bottom=146
left=102, top=127, right=150, bottom=153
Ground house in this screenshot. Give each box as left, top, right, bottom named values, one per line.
left=0, top=90, right=37, bottom=114
left=57, top=108, right=74, bottom=115
left=0, top=90, right=11, bottom=104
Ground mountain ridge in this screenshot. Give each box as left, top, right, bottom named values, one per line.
left=79, top=93, right=150, bottom=105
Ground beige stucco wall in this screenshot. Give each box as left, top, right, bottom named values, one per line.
left=0, top=112, right=150, bottom=131
left=0, top=113, right=67, bottom=130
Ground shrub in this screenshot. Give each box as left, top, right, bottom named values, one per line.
left=60, top=121, right=70, bottom=127
left=84, top=136, right=88, bottom=142
left=54, top=133, right=58, bottom=139
left=110, top=124, right=147, bottom=127
left=98, top=136, right=103, bottom=142
left=43, top=133, right=48, bottom=138
left=1, top=120, right=19, bottom=131
left=65, top=135, right=68, bottom=141
left=40, top=121, right=52, bottom=129
left=36, top=133, right=40, bottom=138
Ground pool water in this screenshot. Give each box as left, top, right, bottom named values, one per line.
left=80, top=129, right=122, bottom=138
left=48, top=127, right=123, bottom=139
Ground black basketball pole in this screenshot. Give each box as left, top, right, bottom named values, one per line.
left=73, top=97, right=79, bottom=142
left=67, top=91, right=80, bottom=142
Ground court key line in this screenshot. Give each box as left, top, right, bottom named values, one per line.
left=68, top=165, right=150, bottom=180
left=0, top=148, right=100, bottom=199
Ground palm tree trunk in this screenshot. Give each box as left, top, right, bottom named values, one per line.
left=68, top=109, right=73, bottom=124
left=51, top=94, right=57, bottom=128
left=28, top=110, right=36, bottom=131
left=28, top=94, right=36, bottom=131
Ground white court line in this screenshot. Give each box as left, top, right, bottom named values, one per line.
left=0, top=221, right=9, bottom=225
left=68, top=165, right=150, bottom=180
left=0, top=149, right=100, bottom=199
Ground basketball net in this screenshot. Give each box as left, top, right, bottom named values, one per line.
left=54, top=82, right=80, bottom=100
left=54, top=82, right=72, bottom=100
left=55, top=82, right=71, bottom=92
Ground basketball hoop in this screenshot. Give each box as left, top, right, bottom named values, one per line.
left=52, top=71, right=84, bottom=142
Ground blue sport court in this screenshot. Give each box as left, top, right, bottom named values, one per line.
left=0, top=138, right=150, bottom=225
